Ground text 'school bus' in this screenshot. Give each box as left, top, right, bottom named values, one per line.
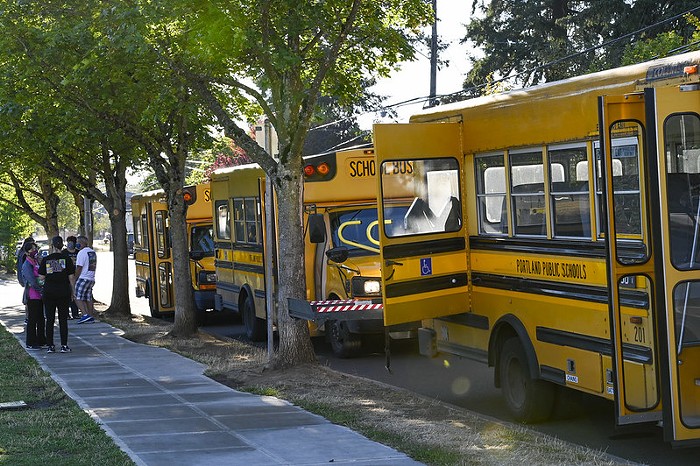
left=210, top=147, right=416, bottom=357
left=131, top=183, right=216, bottom=320
left=372, top=51, right=700, bottom=446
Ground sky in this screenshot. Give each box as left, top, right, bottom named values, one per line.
left=357, top=1, right=475, bottom=130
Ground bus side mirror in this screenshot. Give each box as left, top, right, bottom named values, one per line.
left=190, top=250, right=205, bottom=261
left=309, top=214, right=326, bottom=244
left=326, top=247, right=349, bottom=263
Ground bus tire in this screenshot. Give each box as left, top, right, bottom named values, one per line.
left=242, top=296, right=266, bottom=342
left=328, top=320, right=362, bottom=358
left=499, top=337, right=554, bottom=423
left=196, top=310, right=209, bottom=327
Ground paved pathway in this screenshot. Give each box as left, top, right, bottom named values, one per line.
left=0, top=303, right=421, bottom=465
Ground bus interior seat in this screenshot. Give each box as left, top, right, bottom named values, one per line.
left=404, top=197, right=436, bottom=233
left=436, top=196, right=462, bottom=232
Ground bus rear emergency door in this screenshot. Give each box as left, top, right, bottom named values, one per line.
left=374, top=123, right=469, bottom=326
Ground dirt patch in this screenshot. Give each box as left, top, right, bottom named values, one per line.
left=100, top=309, right=628, bottom=466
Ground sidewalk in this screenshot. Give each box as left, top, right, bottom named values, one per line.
left=0, top=304, right=421, bottom=466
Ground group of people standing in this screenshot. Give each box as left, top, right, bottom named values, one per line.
left=19, top=234, right=97, bottom=354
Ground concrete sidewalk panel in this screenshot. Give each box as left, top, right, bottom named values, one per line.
left=238, top=423, right=423, bottom=465
left=105, top=417, right=225, bottom=436
left=121, top=431, right=249, bottom=454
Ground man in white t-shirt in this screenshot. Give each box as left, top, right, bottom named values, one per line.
left=74, top=235, right=97, bottom=324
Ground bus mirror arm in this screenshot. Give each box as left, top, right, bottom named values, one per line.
left=385, top=259, right=403, bottom=267
left=337, top=263, right=360, bottom=275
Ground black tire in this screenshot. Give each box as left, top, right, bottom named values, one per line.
left=242, top=296, right=266, bottom=342
left=327, top=320, right=362, bottom=358
left=196, top=310, right=209, bottom=327
left=499, top=337, right=554, bottom=423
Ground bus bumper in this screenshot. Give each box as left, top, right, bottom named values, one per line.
left=194, top=290, right=215, bottom=312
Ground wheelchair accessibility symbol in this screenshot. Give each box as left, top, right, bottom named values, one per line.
left=420, top=258, right=432, bottom=276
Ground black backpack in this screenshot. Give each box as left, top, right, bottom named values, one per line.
left=16, top=252, right=27, bottom=287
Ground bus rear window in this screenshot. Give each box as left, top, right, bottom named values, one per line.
left=380, top=158, right=462, bottom=238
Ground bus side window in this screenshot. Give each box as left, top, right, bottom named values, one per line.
left=550, top=145, right=590, bottom=239
left=476, top=154, right=506, bottom=235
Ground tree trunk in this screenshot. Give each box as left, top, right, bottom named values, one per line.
left=270, top=159, right=316, bottom=368
left=38, top=174, right=60, bottom=238
left=168, top=184, right=198, bottom=337
left=103, top=202, right=131, bottom=317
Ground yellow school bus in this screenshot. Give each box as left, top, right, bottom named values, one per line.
left=373, top=51, right=700, bottom=446
left=210, top=147, right=416, bottom=356
left=131, top=183, right=216, bottom=320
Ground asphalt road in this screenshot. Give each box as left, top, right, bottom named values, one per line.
left=93, top=251, right=700, bottom=464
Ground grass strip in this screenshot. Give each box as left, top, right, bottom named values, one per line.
left=0, top=326, right=134, bottom=466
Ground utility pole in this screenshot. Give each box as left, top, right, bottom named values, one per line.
left=429, top=0, right=438, bottom=107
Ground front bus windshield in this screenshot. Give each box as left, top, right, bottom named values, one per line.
left=329, top=207, right=409, bottom=256
left=191, top=225, right=215, bottom=256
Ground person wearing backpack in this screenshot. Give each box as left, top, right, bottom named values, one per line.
left=22, top=242, right=46, bottom=349
left=16, top=236, right=35, bottom=325
left=16, top=236, right=35, bottom=287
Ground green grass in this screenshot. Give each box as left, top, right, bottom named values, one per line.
left=0, top=326, right=134, bottom=466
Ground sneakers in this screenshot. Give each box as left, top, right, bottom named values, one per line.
left=26, top=345, right=42, bottom=350
left=60, top=346, right=71, bottom=353
left=77, top=315, right=95, bottom=324
left=46, top=345, right=56, bottom=353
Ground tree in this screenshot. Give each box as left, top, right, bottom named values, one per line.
left=621, top=14, right=700, bottom=64
left=0, top=1, right=143, bottom=317
left=463, top=1, right=700, bottom=92
left=156, top=0, right=433, bottom=367
left=0, top=181, right=32, bottom=272
left=301, top=96, right=371, bottom=156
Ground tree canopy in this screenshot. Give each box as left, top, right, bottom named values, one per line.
left=462, top=1, right=700, bottom=94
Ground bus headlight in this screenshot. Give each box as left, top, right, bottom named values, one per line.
left=351, top=277, right=381, bottom=297
left=198, top=271, right=217, bottom=284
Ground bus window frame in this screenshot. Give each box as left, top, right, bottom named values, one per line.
left=215, top=200, right=231, bottom=240
left=154, top=210, right=169, bottom=259
left=380, top=157, right=462, bottom=239
left=593, top=135, right=642, bottom=234
left=475, top=152, right=508, bottom=236
left=547, top=142, right=592, bottom=240
left=508, top=147, right=547, bottom=238
left=663, top=112, right=700, bottom=272
left=232, top=196, right=262, bottom=245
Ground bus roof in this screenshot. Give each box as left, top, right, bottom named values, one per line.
left=412, top=51, right=700, bottom=123
left=211, top=146, right=381, bottom=205
left=406, top=51, right=700, bottom=153
left=130, top=183, right=211, bottom=222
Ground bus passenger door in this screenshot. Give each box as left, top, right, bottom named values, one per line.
left=373, top=123, right=469, bottom=326
left=599, top=94, right=662, bottom=426
left=648, top=84, right=700, bottom=445
left=148, top=203, right=174, bottom=314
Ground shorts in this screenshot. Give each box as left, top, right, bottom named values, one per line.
left=74, top=278, right=95, bottom=302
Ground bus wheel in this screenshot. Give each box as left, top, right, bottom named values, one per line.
left=328, top=320, right=362, bottom=358
left=147, top=283, right=161, bottom=319
left=196, top=310, right=209, bottom=327
left=242, top=296, right=266, bottom=342
left=499, top=337, right=554, bottom=423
